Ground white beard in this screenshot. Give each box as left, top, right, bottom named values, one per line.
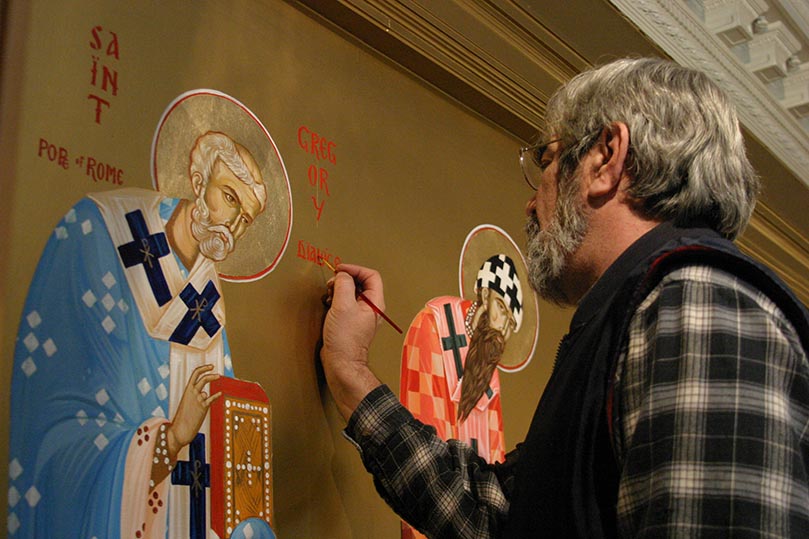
left=524, top=183, right=589, bottom=305
left=190, top=196, right=235, bottom=262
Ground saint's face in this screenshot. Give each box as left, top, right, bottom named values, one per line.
left=484, top=289, right=517, bottom=341
left=203, top=156, right=263, bottom=243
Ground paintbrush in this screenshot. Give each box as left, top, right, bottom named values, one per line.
left=320, top=257, right=403, bottom=334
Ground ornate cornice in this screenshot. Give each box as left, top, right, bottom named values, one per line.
left=609, top=0, right=809, bottom=188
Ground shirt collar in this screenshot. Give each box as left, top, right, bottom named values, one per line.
left=570, top=221, right=718, bottom=330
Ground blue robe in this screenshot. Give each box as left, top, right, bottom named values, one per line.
left=8, top=192, right=235, bottom=538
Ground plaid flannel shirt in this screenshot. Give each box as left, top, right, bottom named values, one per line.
left=344, top=264, right=809, bottom=538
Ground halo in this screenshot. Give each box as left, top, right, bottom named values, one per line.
left=458, top=224, right=539, bottom=372
left=151, top=89, right=293, bottom=282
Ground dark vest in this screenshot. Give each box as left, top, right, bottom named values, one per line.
left=502, top=222, right=809, bottom=538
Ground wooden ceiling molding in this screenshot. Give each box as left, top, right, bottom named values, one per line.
left=292, top=0, right=809, bottom=305
left=741, top=203, right=809, bottom=303
left=294, top=0, right=588, bottom=138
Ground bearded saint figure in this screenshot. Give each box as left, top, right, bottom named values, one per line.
left=8, top=131, right=276, bottom=539
left=399, top=254, right=523, bottom=539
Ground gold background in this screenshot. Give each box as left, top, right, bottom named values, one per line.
left=153, top=90, right=293, bottom=280
left=0, top=1, right=571, bottom=537
left=459, top=224, right=540, bottom=371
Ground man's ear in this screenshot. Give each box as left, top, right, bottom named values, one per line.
left=587, top=122, right=630, bottom=198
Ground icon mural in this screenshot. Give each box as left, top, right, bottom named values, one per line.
left=399, top=224, right=539, bottom=539
left=8, top=90, right=290, bottom=539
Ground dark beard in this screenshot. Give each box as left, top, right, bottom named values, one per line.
left=458, top=310, right=505, bottom=422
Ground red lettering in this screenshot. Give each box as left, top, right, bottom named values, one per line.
left=297, top=126, right=310, bottom=152
left=86, top=157, right=98, bottom=181
left=37, top=138, right=49, bottom=158
left=37, top=139, right=69, bottom=169
left=101, top=65, right=118, bottom=96
left=307, top=165, right=318, bottom=187
left=90, top=56, right=99, bottom=86
left=85, top=156, right=123, bottom=184
left=87, top=94, right=110, bottom=124
left=311, top=196, right=325, bottom=221
left=106, top=31, right=119, bottom=59
left=296, top=125, right=337, bottom=164
left=311, top=132, right=322, bottom=160
left=90, top=26, right=103, bottom=50
left=319, top=168, right=330, bottom=196
left=296, top=239, right=341, bottom=266
left=88, top=26, right=119, bottom=123
left=327, top=141, right=336, bottom=165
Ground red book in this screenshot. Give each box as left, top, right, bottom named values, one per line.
left=209, top=377, right=273, bottom=537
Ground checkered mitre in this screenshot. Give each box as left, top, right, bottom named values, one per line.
left=474, top=254, right=523, bottom=332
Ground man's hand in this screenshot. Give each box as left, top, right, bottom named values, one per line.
left=320, top=263, right=384, bottom=420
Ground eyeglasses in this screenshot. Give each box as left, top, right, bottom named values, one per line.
left=519, top=131, right=597, bottom=190
left=519, top=137, right=562, bottom=190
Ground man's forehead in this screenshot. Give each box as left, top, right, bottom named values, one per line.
left=528, top=128, right=563, bottom=147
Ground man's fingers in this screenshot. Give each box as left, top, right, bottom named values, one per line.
left=332, top=264, right=385, bottom=309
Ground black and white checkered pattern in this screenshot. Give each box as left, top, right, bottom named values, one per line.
left=475, top=254, right=523, bottom=331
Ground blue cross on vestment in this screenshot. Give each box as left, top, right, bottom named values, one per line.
left=441, top=303, right=493, bottom=400
left=169, top=281, right=221, bottom=345
left=117, top=210, right=172, bottom=306
left=171, top=433, right=209, bottom=539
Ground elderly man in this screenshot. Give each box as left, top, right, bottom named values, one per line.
left=9, top=131, right=266, bottom=538
left=320, top=58, right=809, bottom=537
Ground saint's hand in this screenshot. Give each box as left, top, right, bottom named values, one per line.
left=167, top=364, right=222, bottom=460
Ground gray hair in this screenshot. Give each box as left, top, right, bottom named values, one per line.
left=189, top=131, right=267, bottom=211
left=542, top=57, right=759, bottom=239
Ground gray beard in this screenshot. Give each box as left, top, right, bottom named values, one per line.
left=190, top=197, right=235, bottom=263
left=524, top=189, right=589, bottom=306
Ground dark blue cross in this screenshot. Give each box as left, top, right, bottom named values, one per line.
left=441, top=303, right=467, bottom=378
left=117, top=210, right=171, bottom=306
left=171, top=433, right=209, bottom=539
left=169, top=281, right=221, bottom=345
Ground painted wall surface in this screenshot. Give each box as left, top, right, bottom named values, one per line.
left=0, top=1, right=573, bottom=537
